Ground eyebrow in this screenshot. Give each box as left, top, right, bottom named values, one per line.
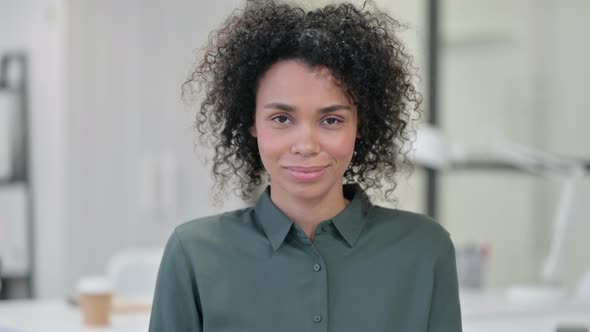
left=263, top=102, right=352, bottom=114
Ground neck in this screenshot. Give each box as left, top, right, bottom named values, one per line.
left=270, top=185, right=348, bottom=241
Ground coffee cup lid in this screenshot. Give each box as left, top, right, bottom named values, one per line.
left=77, top=275, right=112, bottom=294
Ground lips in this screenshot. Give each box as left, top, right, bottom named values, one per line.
left=285, top=166, right=327, bottom=172
left=284, top=166, right=328, bottom=181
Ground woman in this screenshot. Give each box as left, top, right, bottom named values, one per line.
left=149, top=1, right=462, bottom=331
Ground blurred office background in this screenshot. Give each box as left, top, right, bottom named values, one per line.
left=0, top=0, right=588, bottom=305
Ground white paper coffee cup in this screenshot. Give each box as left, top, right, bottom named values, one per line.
left=77, top=276, right=113, bottom=326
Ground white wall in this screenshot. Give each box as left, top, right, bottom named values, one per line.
left=436, top=0, right=539, bottom=287
left=439, top=0, right=590, bottom=288
left=62, top=0, right=249, bottom=297
left=534, top=0, right=590, bottom=287
left=0, top=0, right=67, bottom=298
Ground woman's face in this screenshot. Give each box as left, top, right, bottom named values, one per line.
left=251, top=60, right=358, bottom=202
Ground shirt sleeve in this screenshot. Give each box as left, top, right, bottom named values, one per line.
left=149, top=230, right=202, bottom=332
left=427, top=238, right=463, bottom=332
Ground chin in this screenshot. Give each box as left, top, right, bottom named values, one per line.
left=279, top=179, right=335, bottom=201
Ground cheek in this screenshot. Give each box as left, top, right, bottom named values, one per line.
left=326, top=132, right=357, bottom=160
left=254, top=129, right=284, bottom=162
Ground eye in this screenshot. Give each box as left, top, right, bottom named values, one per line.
left=271, top=114, right=292, bottom=124
left=322, top=117, right=343, bottom=126
left=272, top=115, right=291, bottom=124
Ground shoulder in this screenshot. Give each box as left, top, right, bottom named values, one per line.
left=366, top=204, right=454, bottom=252
left=173, top=206, right=256, bottom=241
left=168, top=206, right=272, bottom=257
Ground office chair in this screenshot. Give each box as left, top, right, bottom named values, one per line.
left=106, top=247, right=164, bottom=311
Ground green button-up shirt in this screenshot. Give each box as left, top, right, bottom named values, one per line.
left=149, top=184, right=462, bottom=332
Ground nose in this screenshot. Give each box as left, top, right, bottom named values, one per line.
left=291, top=124, right=320, bottom=156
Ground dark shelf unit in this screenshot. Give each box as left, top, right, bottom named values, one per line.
left=0, top=53, right=35, bottom=299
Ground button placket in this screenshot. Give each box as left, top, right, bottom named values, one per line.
left=303, top=242, right=328, bottom=330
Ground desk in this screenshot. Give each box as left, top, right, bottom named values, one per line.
left=464, top=313, right=590, bottom=332
left=0, top=292, right=589, bottom=332
left=0, top=300, right=149, bottom=332
left=461, top=289, right=590, bottom=332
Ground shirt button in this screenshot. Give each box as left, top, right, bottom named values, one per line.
left=313, top=263, right=321, bottom=272
left=313, top=315, right=322, bottom=323
left=321, top=225, right=328, bottom=232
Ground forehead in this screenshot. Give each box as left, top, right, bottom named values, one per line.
left=256, top=60, right=351, bottom=105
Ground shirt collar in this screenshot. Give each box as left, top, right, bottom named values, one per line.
left=253, top=186, right=294, bottom=251
left=332, top=183, right=372, bottom=247
left=254, top=183, right=372, bottom=251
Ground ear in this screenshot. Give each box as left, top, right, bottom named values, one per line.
left=249, top=125, right=257, bottom=137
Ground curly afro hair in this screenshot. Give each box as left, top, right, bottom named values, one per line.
left=184, top=0, right=422, bottom=203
